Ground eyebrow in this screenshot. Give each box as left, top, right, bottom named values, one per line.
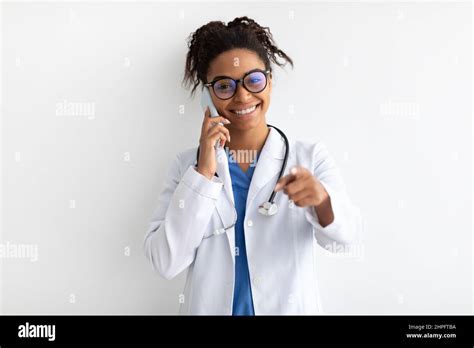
left=210, top=68, right=264, bottom=82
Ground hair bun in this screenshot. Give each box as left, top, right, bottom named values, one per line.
left=183, top=16, right=294, bottom=97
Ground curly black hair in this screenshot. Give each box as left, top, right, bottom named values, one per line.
left=182, top=16, right=294, bottom=97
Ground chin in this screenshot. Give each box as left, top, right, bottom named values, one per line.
left=235, top=116, right=265, bottom=131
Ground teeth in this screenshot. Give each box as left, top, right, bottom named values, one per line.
left=232, top=104, right=258, bottom=115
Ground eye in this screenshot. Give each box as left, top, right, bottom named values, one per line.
left=217, top=84, right=232, bottom=90
left=246, top=71, right=266, bottom=85
left=214, top=79, right=234, bottom=92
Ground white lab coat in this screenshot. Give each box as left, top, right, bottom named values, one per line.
left=143, top=127, right=361, bottom=315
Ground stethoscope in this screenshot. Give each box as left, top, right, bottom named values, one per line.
left=196, top=124, right=289, bottom=237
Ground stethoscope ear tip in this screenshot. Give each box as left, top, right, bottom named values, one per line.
left=258, top=202, right=278, bottom=216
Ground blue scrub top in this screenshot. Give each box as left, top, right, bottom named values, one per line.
left=227, top=149, right=261, bottom=316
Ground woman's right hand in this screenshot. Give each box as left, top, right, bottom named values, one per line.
left=196, top=107, right=231, bottom=180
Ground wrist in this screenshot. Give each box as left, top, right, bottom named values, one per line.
left=195, top=167, right=214, bottom=181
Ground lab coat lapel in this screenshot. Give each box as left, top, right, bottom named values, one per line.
left=215, top=147, right=236, bottom=265
left=215, top=147, right=234, bottom=205
left=213, top=127, right=286, bottom=265
left=246, top=127, right=286, bottom=212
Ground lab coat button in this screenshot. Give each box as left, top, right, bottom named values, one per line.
left=247, top=220, right=253, bottom=227
left=252, top=275, right=261, bottom=285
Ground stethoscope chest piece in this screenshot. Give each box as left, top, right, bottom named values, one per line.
left=258, top=201, right=278, bottom=216
left=196, top=124, right=289, bottom=219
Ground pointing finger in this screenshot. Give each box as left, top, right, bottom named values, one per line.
left=290, top=166, right=310, bottom=179
left=275, top=174, right=296, bottom=192
left=275, top=166, right=310, bottom=192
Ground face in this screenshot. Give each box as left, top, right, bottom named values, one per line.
left=206, top=48, right=272, bottom=131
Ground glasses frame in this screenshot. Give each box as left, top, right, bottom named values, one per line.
left=204, top=69, right=272, bottom=100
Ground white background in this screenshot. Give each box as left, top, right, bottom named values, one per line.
left=1, top=1, right=472, bottom=314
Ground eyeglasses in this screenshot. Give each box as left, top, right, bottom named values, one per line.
left=204, top=69, right=271, bottom=100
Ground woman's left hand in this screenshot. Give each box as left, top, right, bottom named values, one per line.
left=274, top=166, right=334, bottom=226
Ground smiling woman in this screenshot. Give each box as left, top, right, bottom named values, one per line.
left=182, top=17, right=293, bottom=174
left=144, top=16, right=361, bottom=316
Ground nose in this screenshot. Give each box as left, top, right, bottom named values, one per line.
left=232, top=82, right=252, bottom=102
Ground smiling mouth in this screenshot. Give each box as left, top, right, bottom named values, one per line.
left=230, top=103, right=261, bottom=116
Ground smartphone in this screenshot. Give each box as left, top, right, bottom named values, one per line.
left=200, top=88, right=219, bottom=117
left=200, top=88, right=223, bottom=148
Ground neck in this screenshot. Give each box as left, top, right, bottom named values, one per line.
left=226, top=123, right=270, bottom=154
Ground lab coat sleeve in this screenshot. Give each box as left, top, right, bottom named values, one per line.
left=303, top=141, right=362, bottom=250
left=143, top=153, right=223, bottom=280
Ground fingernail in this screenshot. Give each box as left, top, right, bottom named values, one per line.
left=223, top=119, right=231, bottom=124
left=291, top=167, right=297, bottom=175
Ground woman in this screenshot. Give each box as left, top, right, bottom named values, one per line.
left=144, top=16, right=360, bottom=315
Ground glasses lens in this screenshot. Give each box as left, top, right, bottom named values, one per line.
left=244, top=71, right=267, bottom=93
left=213, top=79, right=236, bottom=99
